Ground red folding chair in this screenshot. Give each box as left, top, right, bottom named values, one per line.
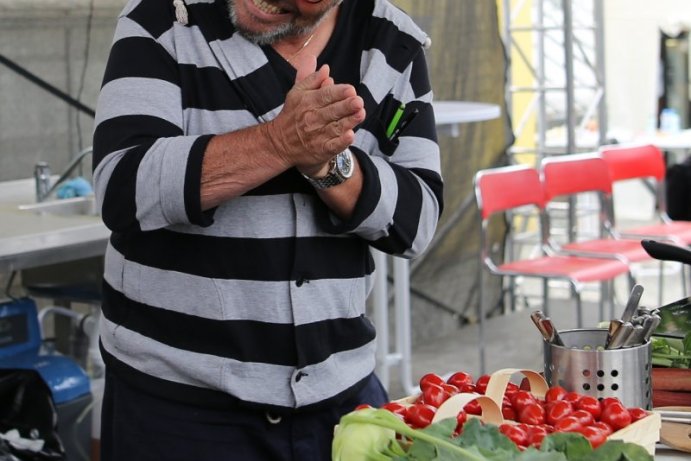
left=599, top=143, right=691, bottom=299
left=474, top=164, right=632, bottom=372
left=600, top=143, right=691, bottom=242
left=540, top=154, right=653, bottom=317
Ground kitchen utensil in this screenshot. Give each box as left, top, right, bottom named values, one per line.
left=654, top=295, right=691, bottom=339
left=605, top=319, right=623, bottom=348
left=606, top=321, right=634, bottom=349
left=623, top=324, right=645, bottom=348
left=655, top=410, right=691, bottom=424
left=530, top=310, right=552, bottom=343
left=640, top=239, right=691, bottom=339
left=539, top=317, right=564, bottom=346
left=621, top=284, right=644, bottom=323
left=656, top=406, right=691, bottom=453
left=642, top=239, right=691, bottom=265
left=544, top=328, right=652, bottom=409
left=641, top=314, right=661, bottom=342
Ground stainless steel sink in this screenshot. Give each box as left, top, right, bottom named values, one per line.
left=18, top=196, right=98, bottom=217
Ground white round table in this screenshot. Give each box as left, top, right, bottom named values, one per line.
left=433, top=100, right=502, bottom=124
left=374, top=100, right=502, bottom=396
left=636, top=129, right=691, bottom=151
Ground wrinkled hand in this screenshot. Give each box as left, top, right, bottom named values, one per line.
left=266, top=54, right=365, bottom=176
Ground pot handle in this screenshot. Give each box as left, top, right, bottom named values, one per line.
left=641, top=239, right=691, bottom=265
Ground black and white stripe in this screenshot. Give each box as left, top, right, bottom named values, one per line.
left=93, top=0, right=442, bottom=410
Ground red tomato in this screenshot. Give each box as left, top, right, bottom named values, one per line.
left=381, top=402, right=407, bottom=419
left=355, top=403, right=372, bottom=410
left=519, top=403, right=545, bottom=425
left=447, top=371, right=473, bottom=388
left=592, top=421, right=613, bottom=436
left=504, top=382, right=520, bottom=399
left=599, top=397, right=622, bottom=409
left=554, top=415, right=582, bottom=433
left=562, top=391, right=581, bottom=403
left=454, top=410, right=468, bottom=434
left=405, top=403, right=436, bottom=428
left=576, top=396, right=601, bottom=420
left=628, top=407, right=648, bottom=423
left=545, top=386, right=568, bottom=403
left=545, top=400, right=573, bottom=426
left=459, top=383, right=477, bottom=393
left=475, top=374, right=491, bottom=394
left=422, top=383, right=447, bottom=408
left=502, top=406, right=517, bottom=421
left=526, top=425, right=549, bottom=448
left=571, top=409, right=595, bottom=427
left=441, top=383, right=460, bottom=398
left=512, top=390, right=537, bottom=412
left=500, top=423, right=529, bottom=447
left=578, top=426, right=608, bottom=448
left=463, top=399, right=482, bottom=415
left=419, top=373, right=445, bottom=390
left=600, top=402, right=632, bottom=431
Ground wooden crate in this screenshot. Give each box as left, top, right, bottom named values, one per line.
left=398, top=368, right=661, bottom=455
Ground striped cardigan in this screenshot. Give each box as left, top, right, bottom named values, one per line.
left=93, top=0, right=443, bottom=412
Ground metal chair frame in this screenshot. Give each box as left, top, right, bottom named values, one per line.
left=474, top=164, right=633, bottom=373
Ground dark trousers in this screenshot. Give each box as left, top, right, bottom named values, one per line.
left=100, top=371, right=388, bottom=461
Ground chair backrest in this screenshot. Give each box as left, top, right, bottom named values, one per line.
left=540, top=153, right=612, bottom=201
left=474, top=164, right=545, bottom=220
left=599, top=144, right=666, bottom=182
left=474, top=165, right=546, bottom=268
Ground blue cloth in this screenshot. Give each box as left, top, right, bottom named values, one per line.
left=56, top=177, right=93, bottom=199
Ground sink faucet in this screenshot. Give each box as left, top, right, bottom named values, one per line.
left=34, top=147, right=93, bottom=202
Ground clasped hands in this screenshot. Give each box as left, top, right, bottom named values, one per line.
left=266, top=55, right=365, bottom=178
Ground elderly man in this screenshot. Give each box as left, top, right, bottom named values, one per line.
left=93, top=0, right=442, bottom=459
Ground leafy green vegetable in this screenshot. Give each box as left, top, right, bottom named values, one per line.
left=332, top=409, right=407, bottom=461
left=580, top=440, right=651, bottom=461
left=332, top=409, right=654, bottom=461
left=651, top=332, right=691, bottom=368
left=539, top=433, right=591, bottom=460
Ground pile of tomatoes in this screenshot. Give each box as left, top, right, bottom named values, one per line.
left=374, top=371, right=649, bottom=450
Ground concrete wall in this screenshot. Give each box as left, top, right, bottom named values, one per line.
left=0, top=0, right=125, bottom=181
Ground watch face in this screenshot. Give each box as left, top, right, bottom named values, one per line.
left=336, top=150, right=354, bottom=178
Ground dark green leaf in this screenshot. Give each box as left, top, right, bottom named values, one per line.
left=456, top=418, right=519, bottom=453
left=516, top=447, right=569, bottom=461
left=581, top=440, right=653, bottom=461
left=539, top=432, right=592, bottom=461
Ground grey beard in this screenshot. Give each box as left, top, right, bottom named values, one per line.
left=225, top=0, right=336, bottom=45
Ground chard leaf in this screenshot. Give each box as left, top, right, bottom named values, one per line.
left=516, top=448, right=569, bottom=461
left=539, top=432, right=592, bottom=460
left=581, top=440, right=652, bottom=461
left=456, top=418, right=518, bottom=453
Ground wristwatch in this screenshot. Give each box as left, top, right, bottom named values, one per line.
left=302, top=148, right=354, bottom=189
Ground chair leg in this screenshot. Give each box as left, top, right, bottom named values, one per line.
left=542, top=279, right=549, bottom=317
left=598, top=281, right=606, bottom=322
left=575, top=290, right=583, bottom=328
left=658, top=260, right=664, bottom=308
left=607, top=279, right=615, bottom=321
left=477, top=269, right=486, bottom=375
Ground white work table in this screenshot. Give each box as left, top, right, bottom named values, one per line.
left=373, top=100, right=502, bottom=396
left=0, top=179, right=108, bottom=273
